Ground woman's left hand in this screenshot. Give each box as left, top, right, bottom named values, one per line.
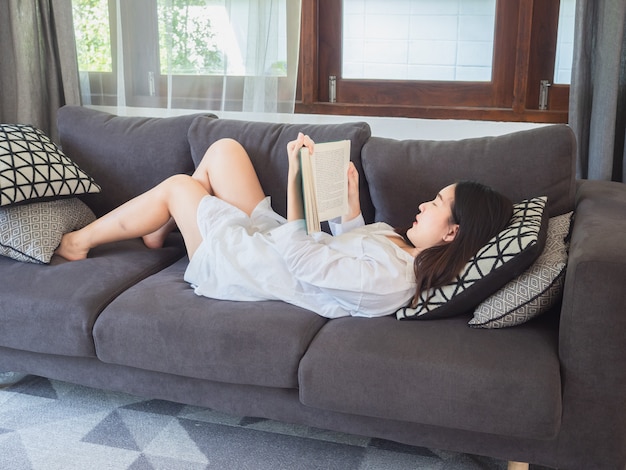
left=286, top=133, right=314, bottom=222
left=287, top=132, right=315, bottom=175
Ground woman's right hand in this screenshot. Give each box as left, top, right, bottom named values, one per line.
left=344, top=162, right=361, bottom=222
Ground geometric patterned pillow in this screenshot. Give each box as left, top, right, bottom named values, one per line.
left=469, top=212, right=572, bottom=328
left=0, top=124, right=101, bottom=207
left=0, top=198, right=95, bottom=264
left=396, top=196, right=548, bottom=320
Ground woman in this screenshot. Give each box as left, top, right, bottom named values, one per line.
left=56, top=134, right=512, bottom=318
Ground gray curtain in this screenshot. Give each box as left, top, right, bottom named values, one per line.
left=0, top=0, right=81, bottom=143
left=569, top=0, right=626, bottom=182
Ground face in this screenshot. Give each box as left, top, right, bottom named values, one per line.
left=406, top=184, right=459, bottom=254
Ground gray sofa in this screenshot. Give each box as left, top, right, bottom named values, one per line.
left=1, top=105, right=625, bottom=470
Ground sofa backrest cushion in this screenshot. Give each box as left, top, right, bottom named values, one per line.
left=361, top=124, right=576, bottom=227
left=188, top=117, right=374, bottom=221
left=57, top=106, right=216, bottom=217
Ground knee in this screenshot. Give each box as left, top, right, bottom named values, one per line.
left=210, top=137, right=243, bottom=153
left=163, top=174, right=196, bottom=192
left=159, top=174, right=208, bottom=200
left=202, top=138, right=247, bottom=165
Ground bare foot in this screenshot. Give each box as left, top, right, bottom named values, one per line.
left=54, top=232, right=89, bottom=261
left=142, top=218, right=176, bottom=249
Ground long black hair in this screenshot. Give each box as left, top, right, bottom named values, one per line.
left=403, top=181, right=513, bottom=307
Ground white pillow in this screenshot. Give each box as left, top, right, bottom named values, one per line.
left=0, top=124, right=100, bottom=207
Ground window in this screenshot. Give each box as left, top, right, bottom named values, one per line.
left=342, top=0, right=497, bottom=82
left=297, top=0, right=573, bottom=123
left=72, top=0, right=299, bottom=112
left=554, top=0, right=576, bottom=84
left=73, top=0, right=573, bottom=122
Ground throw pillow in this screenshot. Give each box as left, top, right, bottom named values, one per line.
left=469, top=211, right=573, bottom=328
left=0, top=198, right=96, bottom=264
left=0, top=123, right=101, bottom=207
left=396, top=196, right=548, bottom=320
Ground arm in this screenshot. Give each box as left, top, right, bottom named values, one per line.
left=286, top=133, right=314, bottom=222
left=270, top=222, right=413, bottom=317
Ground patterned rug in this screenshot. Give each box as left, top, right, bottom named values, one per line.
left=0, top=375, right=547, bottom=470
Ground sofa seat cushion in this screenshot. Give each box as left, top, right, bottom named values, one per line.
left=299, top=314, right=562, bottom=440
left=0, top=238, right=184, bottom=357
left=93, top=258, right=328, bottom=389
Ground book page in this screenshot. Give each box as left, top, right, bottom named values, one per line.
left=300, top=139, right=350, bottom=233
left=310, top=142, right=350, bottom=221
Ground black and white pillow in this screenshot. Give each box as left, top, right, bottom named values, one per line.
left=0, top=124, right=100, bottom=207
left=469, top=211, right=572, bottom=328
left=0, top=198, right=96, bottom=264
left=396, top=197, right=548, bottom=320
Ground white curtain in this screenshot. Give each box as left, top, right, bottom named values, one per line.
left=78, top=0, right=302, bottom=114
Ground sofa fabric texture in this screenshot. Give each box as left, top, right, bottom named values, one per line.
left=360, top=124, right=576, bottom=226
left=0, top=237, right=184, bottom=357
left=0, top=105, right=624, bottom=470
left=94, top=258, right=328, bottom=389
left=298, top=314, right=562, bottom=439
left=56, top=106, right=216, bottom=217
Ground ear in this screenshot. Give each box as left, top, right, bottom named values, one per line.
left=443, top=224, right=459, bottom=243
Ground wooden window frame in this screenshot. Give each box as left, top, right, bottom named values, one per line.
left=297, top=0, right=569, bottom=123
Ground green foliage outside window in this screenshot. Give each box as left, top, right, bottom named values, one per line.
left=158, top=0, right=223, bottom=75
left=72, top=0, right=112, bottom=72
left=72, top=0, right=223, bottom=75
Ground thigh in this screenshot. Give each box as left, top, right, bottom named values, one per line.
left=194, top=138, right=266, bottom=216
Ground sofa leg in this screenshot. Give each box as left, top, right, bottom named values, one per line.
left=507, top=462, right=529, bottom=470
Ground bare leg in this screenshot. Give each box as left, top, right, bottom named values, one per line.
left=56, top=174, right=207, bottom=261
left=142, top=138, right=265, bottom=248
left=142, top=217, right=178, bottom=249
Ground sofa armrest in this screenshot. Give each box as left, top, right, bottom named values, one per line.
left=556, top=179, right=626, bottom=469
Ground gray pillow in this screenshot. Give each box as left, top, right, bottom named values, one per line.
left=0, top=124, right=100, bottom=207
left=469, top=211, right=572, bottom=328
left=0, top=198, right=95, bottom=264
left=396, top=197, right=549, bottom=320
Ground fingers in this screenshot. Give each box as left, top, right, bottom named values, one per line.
left=287, top=133, right=315, bottom=157
left=302, top=134, right=314, bottom=155
left=347, top=162, right=359, bottom=183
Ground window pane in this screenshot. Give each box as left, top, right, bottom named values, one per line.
left=554, top=0, right=576, bottom=84
left=157, top=0, right=288, bottom=77
left=72, top=0, right=112, bottom=73
left=342, top=0, right=496, bottom=81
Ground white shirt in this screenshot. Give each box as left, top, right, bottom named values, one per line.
left=184, top=196, right=416, bottom=318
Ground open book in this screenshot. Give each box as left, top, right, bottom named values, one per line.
left=300, top=139, right=351, bottom=233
